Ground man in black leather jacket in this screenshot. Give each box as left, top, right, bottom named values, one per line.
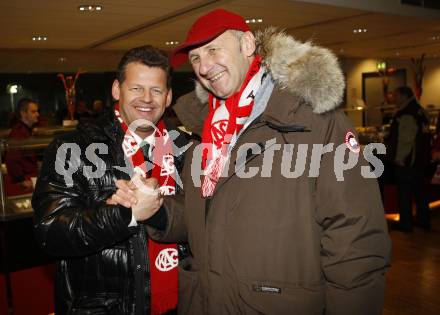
left=33, top=45, right=188, bottom=315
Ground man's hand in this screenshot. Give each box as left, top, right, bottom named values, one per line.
left=107, top=179, right=137, bottom=208
left=107, top=175, right=163, bottom=222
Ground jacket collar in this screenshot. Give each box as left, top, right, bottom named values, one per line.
left=77, top=110, right=188, bottom=150
left=77, top=111, right=123, bottom=143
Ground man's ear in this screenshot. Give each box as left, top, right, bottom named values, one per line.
left=165, top=88, right=173, bottom=108
left=111, top=80, right=120, bottom=101
left=240, top=31, right=256, bottom=57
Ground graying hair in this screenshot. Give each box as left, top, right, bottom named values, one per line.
left=229, top=30, right=249, bottom=53
left=230, top=30, right=245, bottom=41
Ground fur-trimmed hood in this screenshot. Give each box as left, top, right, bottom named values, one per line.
left=194, top=27, right=345, bottom=114
left=256, top=27, right=344, bottom=113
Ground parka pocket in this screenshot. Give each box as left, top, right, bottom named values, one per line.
left=178, top=258, right=202, bottom=315
left=238, top=279, right=325, bottom=315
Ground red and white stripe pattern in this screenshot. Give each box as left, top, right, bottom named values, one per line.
left=201, top=55, right=265, bottom=197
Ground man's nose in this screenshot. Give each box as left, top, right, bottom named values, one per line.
left=198, top=56, right=212, bottom=77
left=141, top=90, right=152, bottom=103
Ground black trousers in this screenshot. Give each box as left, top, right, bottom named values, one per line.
left=394, top=165, right=431, bottom=230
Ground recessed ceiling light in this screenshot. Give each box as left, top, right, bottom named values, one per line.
left=58, top=57, right=66, bottom=62
left=246, top=18, right=263, bottom=24
left=353, top=28, right=367, bottom=34
left=78, top=5, right=103, bottom=12
left=32, top=36, right=47, bottom=41
left=395, top=52, right=400, bottom=56
left=165, top=41, right=179, bottom=46
left=430, top=35, right=440, bottom=40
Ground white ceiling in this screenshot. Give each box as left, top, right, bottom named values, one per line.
left=1, top=0, right=440, bottom=73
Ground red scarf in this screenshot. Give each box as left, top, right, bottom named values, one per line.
left=115, top=104, right=178, bottom=314
left=201, top=55, right=263, bottom=197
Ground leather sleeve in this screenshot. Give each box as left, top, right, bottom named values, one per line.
left=32, top=135, right=133, bottom=257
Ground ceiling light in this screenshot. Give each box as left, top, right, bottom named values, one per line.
left=395, top=52, right=400, bottom=56
left=32, top=36, right=47, bottom=41
left=58, top=57, right=66, bottom=62
left=430, top=35, right=440, bottom=40
left=78, top=5, right=103, bottom=12
left=353, top=28, right=367, bottom=34
left=246, top=18, right=263, bottom=24
left=165, top=41, right=179, bottom=46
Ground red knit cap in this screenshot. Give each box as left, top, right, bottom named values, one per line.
left=170, top=9, right=250, bottom=68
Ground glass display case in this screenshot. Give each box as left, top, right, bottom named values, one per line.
left=0, top=139, right=43, bottom=221
left=0, top=126, right=75, bottom=221
left=0, top=125, right=74, bottom=314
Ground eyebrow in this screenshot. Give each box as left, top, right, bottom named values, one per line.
left=188, top=51, right=199, bottom=59
left=189, top=43, right=216, bottom=59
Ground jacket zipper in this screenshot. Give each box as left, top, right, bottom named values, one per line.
left=133, top=226, right=148, bottom=315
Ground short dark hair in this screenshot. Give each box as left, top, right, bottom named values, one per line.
left=117, top=45, right=171, bottom=88
left=16, top=98, right=35, bottom=114
left=395, top=86, right=414, bottom=99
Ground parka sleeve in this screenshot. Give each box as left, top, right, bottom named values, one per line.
left=315, top=110, right=391, bottom=315
left=32, top=136, right=134, bottom=257
left=146, top=195, right=188, bottom=243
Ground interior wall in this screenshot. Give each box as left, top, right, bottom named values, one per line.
left=342, top=56, right=440, bottom=109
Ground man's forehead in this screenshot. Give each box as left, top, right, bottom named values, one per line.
left=125, top=63, right=167, bottom=79
left=188, top=31, right=232, bottom=56
left=188, top=39, right=216, bottom=56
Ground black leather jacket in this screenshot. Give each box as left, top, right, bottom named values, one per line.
left=33, top=112, right=188, bottom=315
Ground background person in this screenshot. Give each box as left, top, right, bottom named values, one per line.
left=33, top=45, right=188, bottom=314
left=5, top=97, right=40, bottom=194
left=91, top=99, right=105, bottom=117
left=386, top=85, right=431, bottom=232
left=74, top=99, right=92, bottom=121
